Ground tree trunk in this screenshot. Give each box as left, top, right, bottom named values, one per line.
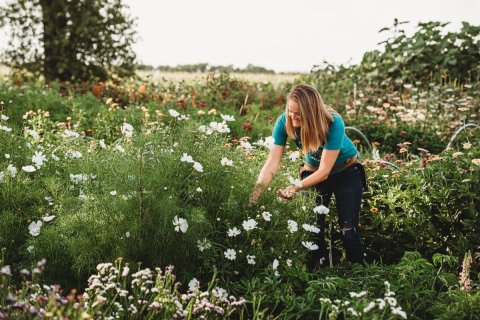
left=40, top=0, right=70, bottom=82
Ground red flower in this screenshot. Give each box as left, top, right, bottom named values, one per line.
left=243, top=122, right=253, bottom=133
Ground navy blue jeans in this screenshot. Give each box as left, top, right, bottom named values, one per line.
left=301, top=163, right=366, bottom=266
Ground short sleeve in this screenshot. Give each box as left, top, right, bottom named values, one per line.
left=272, top=113, right=288, bottom=146
left=324, top=115, right=345, bottom=150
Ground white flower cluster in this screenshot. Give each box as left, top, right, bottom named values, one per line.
left=121, top=122, right=134, bottom=137
left=319, top=281, right=407, bottom=319
left=253, top=136, right=275, bottom=150
left=70, top=173, right=95, bottom=184
left=62, top=129, right=80, bottom=139
left=0, top=113, right=12, bottom=132
left=0, top=164, right=17, bottom=183
left=180, top=153, right=204, bottom=172
left=84, top=260, right=245, bottom=319
left=168, top=109, right=190, bottom=120
left=198, top=121, right=231, bottom=135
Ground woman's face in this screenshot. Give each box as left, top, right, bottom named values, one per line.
left=287, top=99, right=302, bottom=128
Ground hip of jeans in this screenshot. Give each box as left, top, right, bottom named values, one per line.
left=300, top=162, right=367, bottom=190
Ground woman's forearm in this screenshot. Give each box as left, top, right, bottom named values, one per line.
left=255, top=162, right=278, bottom=190
left=250, top=145, right=284, bottom=203
left=298, top=169, right=328, bottom=190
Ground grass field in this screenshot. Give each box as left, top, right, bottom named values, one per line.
left=137, top=70, right=303, bottom=85
left=0, top=65, right=303, bottom=85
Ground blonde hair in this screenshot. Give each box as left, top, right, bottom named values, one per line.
left=285, top=84, right=335, bottom=154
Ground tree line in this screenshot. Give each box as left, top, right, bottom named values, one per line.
left=137, top=63, right=276, bottom=74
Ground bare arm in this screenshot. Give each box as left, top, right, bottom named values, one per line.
left=299, top=149, right=340, bottom=189
left=249, top=145, right=285, bottom=204
left=279, top=149, right=340, bottom=199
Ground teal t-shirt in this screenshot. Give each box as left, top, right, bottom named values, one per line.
left=272, top=112, right=358, bottom=169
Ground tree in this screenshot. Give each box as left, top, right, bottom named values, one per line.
left=0, top=0, right=137, bottom=82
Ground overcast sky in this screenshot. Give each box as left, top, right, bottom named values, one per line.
left=1, top=0, right=480, bottom=73
left=122, top=0, right=480, bottom=72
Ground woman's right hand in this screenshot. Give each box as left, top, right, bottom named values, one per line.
left=248, top=185, right=263, bottom=207
left=249, top=145, right=285, bottom=206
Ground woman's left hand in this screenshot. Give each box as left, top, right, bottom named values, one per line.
left=277, top=185, right=299, bottom=200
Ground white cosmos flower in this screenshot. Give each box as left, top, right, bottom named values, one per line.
left=377, top=299, right=386, bottom=310
left=5, top=154, right=10, bottom=159
left=67, top=150, right=83, bottom=159
left=224, top=249, right=236, bottom=260
left=214, top=287, right=228, bottom=302
left=42, top=215, right=55, bottom=222
left=301, top=241, right=319, bottom=251
left=51, top=153, right=60, bottom=161
left=22, top=165, right=36, bottom=173
left=177, top=114, right=190, bottom=121
left=220, top=157, right=233, bottom=166
left=99, top=139, right=107, bottom=149
left=246, top=255, right=256, bottom=265
left=28, top=220, right=42, bottom=236
left=192, top=162, right=203, bottom=172
left=289, top=151, right=301, bottom=162
left=242, top=219, right=258, bottom=231
left=288, top=176, right=302, bottom=187
left=114, top=144, right=125, bottom=153
left=227, top=227, right=241, bottom=237
left=1, top=114, right=9, bottom=121
left=302, top=223, right=320, bottom=233
left=62, top=129, right=79, bottom=138
left=286, top=259, right=292, bottom=267
left=32, top=151, right=47, bottom=167
left=172, top=215, right=188, bottom=233
left=240, top=141, right=253, bottom=151
left=313, top=205, right=330, bottom=215
left=196, top=187, right=203, bottom=193
left=168, top=109, right=180, bottom=118
left=463, top=142, right=472, bottom=150
left=198, top=125, right=213, bottom=135
left=272, top=259, right=279, bottom=270
left=78, top=190, right=87, bottom=200
left=0, top=125, right=12, bottom=132
left=350, top=291, right=367, bottom=298
left=121, top=123, right=134, bottom=137
left=110, top=191, right=117, bottom=196
left=253, top=136, right=275, bottom=150
left=209, top=121, right=230, bottom=134
left=363, top=301, right=375, bottom=313
left=347, top=308, right=358, bottom=317
left=180, top=153, right=194, bottom=163
left=287, top=220, right=298, bottom=233
left=70, top=173, right=89, bottom=184
left=188, top=278, right=200, bottom=292
left=6, top=164, right=17, bottom=178
left=197, top=238, right=211, bottom=252
left=1, top=265, right=11, bottom=276
left=385, top=297, right=397, bottom=307
left=262, top=211, right=272, bottom=221
left=220, top=114, right=235, bottom=122
left=28, top=130, right=39, bottom=140
left=391, top=306, right=407, bottom=319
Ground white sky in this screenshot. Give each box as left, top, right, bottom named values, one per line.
left=1, top=0, right=480, bottom=73
left=123, top=0, right=480, bottom=72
